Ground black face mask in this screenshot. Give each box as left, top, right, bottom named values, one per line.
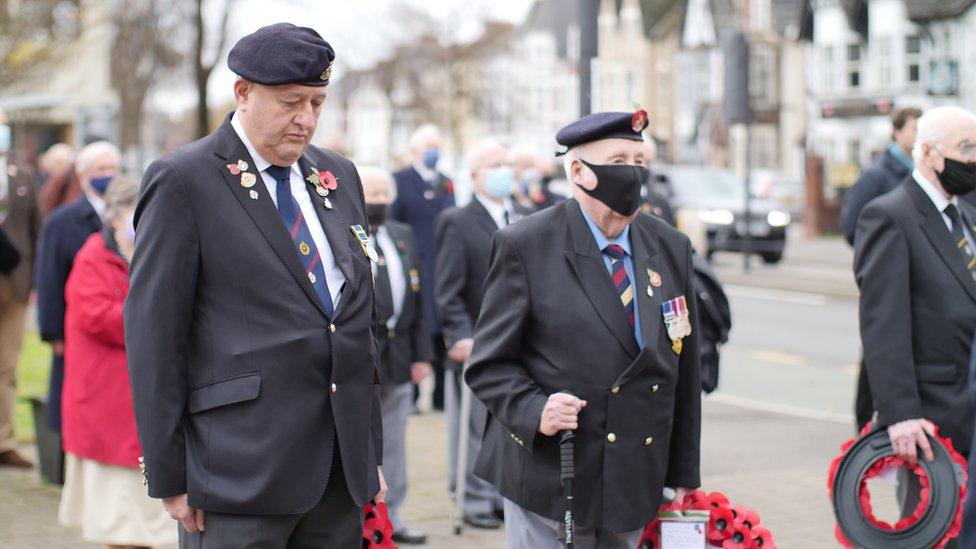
left=937, top=157, right=976, bottom=196
left=577, top=159, right=648, bottom=216
left=365, top=203, right=388, bottom=229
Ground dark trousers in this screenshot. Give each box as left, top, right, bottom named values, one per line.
left=178, top=448, right=361, bottom=549
left=432, top=335, right=446, bottom=410
left=45, top=355, right=64, bottom=431
left=855, top=358, right=873, bottom=432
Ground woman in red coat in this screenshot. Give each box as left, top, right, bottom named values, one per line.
left=57, top=176, right=175, bottom=548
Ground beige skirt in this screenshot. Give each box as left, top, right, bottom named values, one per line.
left=58, top=453, right=178, bottom=547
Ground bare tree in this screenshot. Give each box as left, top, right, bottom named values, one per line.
left=0, top=0, right=79, bottom=88
left=192, top=0, right=237, bottom=138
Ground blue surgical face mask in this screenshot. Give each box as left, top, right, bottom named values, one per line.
left=423, top=149, right=439, bottom=169
left=0, top=125, right=10, bottom=153
left=484, top=167, right=514, bottom=199
left=89, top=175, right=114, bottom=195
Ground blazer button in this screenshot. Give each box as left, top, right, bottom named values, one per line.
left=645, top=437, right=654, bottom=446
left=330, top=324, right=337, bottom=334
left=611, top=386, right=620, bottom=394
left=651, top=384, right=660, bottom=393
left=607, top=433, right=616, bottom=443
left=331, top=383, right=337, bottom=393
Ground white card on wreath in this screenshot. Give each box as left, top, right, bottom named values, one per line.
left=660, top=521, right=706, bottom=549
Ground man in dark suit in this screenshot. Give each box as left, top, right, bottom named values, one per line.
left=842, top=107, right=922, bottom=431
left=0, top=113, right=42, bottom=469
left=360, top=165, right=433, bottom=545
left=961, top=334, right=976, bottom=547
left=125, top=24, right=384, bottom=548
left=436, top=140, right=520, bottom=529
left=390, top=125, right=455, bottom=410
left=35, top=140, right=117, bottom=432
left=855, top=106, right=976, bottom=526
left=465, top=111, right=702, bottom=547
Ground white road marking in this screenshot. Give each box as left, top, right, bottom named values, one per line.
left=725, top=285, right=830, bottom=306
left=748, top=349, right=808, bottom=367
left=706, top=393, right=853, bottom=424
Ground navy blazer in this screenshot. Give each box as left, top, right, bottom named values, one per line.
left=962, top=335, right=976, bottom=547
left=389, top=166, right=455, bottom=334
left=36, top=196, right=102, bottom=342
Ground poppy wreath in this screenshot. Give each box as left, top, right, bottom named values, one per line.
left=637, top=491, right=775, bottom=549
left=828, top=422, right=968, bottom=548
left=362, top=500, right=396, bottom=549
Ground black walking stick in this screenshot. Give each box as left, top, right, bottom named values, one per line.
left=560, top=427, right=576, bottom=546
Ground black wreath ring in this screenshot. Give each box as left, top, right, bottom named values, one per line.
left=829, top=427, right=967, bottom=548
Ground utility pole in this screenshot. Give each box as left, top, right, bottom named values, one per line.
left=724, top=31, right=753, bottom=271
left=579, top=0, right=599, bottom=116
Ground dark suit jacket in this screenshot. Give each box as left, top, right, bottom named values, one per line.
left=854, top=177, right=976, bottom=453
left=390, top=166, right=455, bottom=334
left=36, top=195, right=102, bottom=341
left=1, top=163, right=41, bottom=302
left=375, top=220, right=434, bottom=385
left=0, top=228, right=19, bottom=275
left=961, top=335, right=976, bottom=547
left=435, top=198, right=501, bottom=350
left=465, top=199, right=702, bottom=533
left=842, top=148, right=911, bottom=245
left=125, top=115, right=382, bottom=515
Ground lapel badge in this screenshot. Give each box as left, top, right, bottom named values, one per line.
left=299, top=241, right=311, bottom=256
left=227, top=159, right=248, bottom=175
left=7, top=164, right=17, bottom=177
left=649, top=269, right=662, bottom=287
left=350, top=224, right=378, bottom=262
left=16, top=186, right=28, bottom=197
left=646, top=286, right=654, bottom=298
left=409, top=268, right=421, bottom=292
left=423, top=189, right=436, bottom=201
left=240, top=172, right=257, bottom=188
left=323, top=197, right=333, bottom=210
left=662, top=296, right=691, bottom=356
left=249, top=190, right=259, bottom=200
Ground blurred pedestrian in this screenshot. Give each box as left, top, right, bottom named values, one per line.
left=35, top=140, right=118, bottom=432
left=465, top=111, right=702, bottom=548
left=436, top=140, right=515, bottom=530
left=855, top=106, right=976, bottom=531
left=57, top=176, right=175, bottom=548
left=0, top=111, right=42, bottom=469
left=512, top=147, right=563, bottom=211
left=639, top=139, right=677, bottom=226
left=391, top=124, right=456, bottom=411
left=126, top=24, right=384, bottom=547
left=38, top=143, right=81, bottom=217
left=842, top=106, right=922, bottom=431
left=360, top=165, right=434, bottom=545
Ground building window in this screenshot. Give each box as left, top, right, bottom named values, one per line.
left=823, top=45, right=835, bottom=92
left=906, top=35, right=921, bottom=54
left=847, top=44, right=861, bottom=62
left=849, top=71, right=860, bottom=88
left=849, top=139, right=861, bottom=165
left=846, top=43, right=862, bottom=90
left=908, top=64, right=920, bottom=82
left=878, top=36, right=893, bottom=87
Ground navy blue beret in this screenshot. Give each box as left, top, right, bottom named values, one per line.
left=228, top=23, right=336, bottom=87
left=555, top=110, right=649, bottom=152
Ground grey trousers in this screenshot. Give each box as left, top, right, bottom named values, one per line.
left=178, top=447, right=360, bottom=549
left=503, top=498, right=642, bottom=549
left=380, top=381, right=413, bottom=532
left=445, top=367, right=500, bottom=515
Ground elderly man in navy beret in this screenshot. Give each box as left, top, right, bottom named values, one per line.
left=465, top=111, right=703, bottom=548
left=126, top=23, right=386, bottom=548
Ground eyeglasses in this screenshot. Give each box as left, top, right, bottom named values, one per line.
left=936, top=142, right=976, bottom=162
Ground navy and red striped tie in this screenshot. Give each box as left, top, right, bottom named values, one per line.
left=603, top=244, right=634, bottom=327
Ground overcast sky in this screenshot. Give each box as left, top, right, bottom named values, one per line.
left=185, top=0, right=533, bottom=109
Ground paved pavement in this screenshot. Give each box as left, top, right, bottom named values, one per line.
left=0, top=399, right=851, bottom=548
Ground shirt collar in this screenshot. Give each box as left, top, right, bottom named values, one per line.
left=580, top=206, right=631, bottom=256
left=475, top=193, right=509, bottom=224
left=413, top=163, right=437, bottom=182
left=231, top=112, right=299, bottom=178
left=888, top=143, right=914, bottom=171
left=84, top=190, right=106, bottom=218
left=913, top=168, right=957, bottom=213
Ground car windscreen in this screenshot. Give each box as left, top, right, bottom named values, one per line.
left=665, top=167, right=743, bottom=200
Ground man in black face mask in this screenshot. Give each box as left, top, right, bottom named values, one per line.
left=464, top=111, right=702, bottom=548
left=359, top=166, right=434, bottom=545
left=855, top=106, right=976, bottom=532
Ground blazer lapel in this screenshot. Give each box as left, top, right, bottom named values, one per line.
left=297, top=154, right=355, bottom=283
left=630, top=223, right=663, bottom=355
left=468, top=198, right=500, bottom=237
left=907, top=180, right=976, bottom=304
left=564, top=200, right=639, bottom=358
left=212, top=117, right=329, bottom=318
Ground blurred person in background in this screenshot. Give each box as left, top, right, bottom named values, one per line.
left=512, top=147, right=563, bottom=211
left=0, top=111, right=42, bottom=469
left=36, top=140, right=119, bottom=432
left=360, top=165, right=434, bottom=545
left=58, top=175, right=176, bottom=548
left=436, top=140, right=517, bottom=530
left=639, top=138, right=677, bottom=227
left=391, top=124, right=456, bottom=411
left=38, top=143, right=81, bottom=217
left=842, top=107, right=922, bottom=431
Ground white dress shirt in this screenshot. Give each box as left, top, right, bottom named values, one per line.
left=0, top=157, right=8, bottom=224
left=231, top=113, right=345, bottom=307
left=373, top=225, right=406, bottom=329
left=412, top=163, right=438, bottom=184
left=913, top=169, right=976, bottom=247
left=475, top=194, right=510, bottom=230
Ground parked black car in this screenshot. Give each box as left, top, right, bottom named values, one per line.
left=651, top=164, right=790, bottom=264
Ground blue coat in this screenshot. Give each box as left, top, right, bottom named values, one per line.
left=840, top=148, right=910, bottom=245
left=390, top=166, right=455, bottom=334
left=35, top=195, right=102, bottom=430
